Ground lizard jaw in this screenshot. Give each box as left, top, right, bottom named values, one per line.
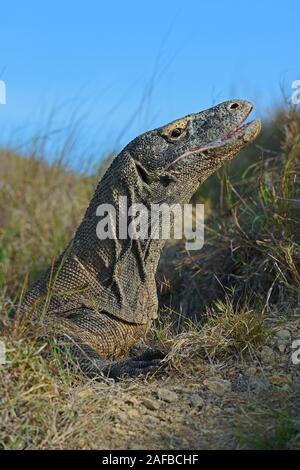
left=194, top=118, right=261, bottom=152
left=168, top=118, right=261, bottom=169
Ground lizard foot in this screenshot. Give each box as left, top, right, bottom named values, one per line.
left=103, top=356, right=164, bottom=379
left=54, top=335, right=165, bottom=380
left=129, top=344, right=166, bottom=361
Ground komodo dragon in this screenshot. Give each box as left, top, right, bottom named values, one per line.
left=21, top=100, right=261, bottom=379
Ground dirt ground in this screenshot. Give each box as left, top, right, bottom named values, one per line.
left=48, top=315, right=299, bottom=450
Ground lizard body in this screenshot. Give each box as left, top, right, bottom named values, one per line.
left=21, top=100, right=261, bottom=378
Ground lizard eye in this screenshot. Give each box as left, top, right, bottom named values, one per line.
left=170, top=128, right=183, bottom=139
left=161, top=120, right=189, bottom=142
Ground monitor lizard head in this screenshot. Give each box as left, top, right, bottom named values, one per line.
left=124, top=99, right=261, bottom=204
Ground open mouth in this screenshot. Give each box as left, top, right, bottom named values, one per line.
left=199, top=119, right=258, bottom=151
left=168, top=116, right=261, bottom=169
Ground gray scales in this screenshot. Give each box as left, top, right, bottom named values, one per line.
left=21, top=100, right=261, bottom=378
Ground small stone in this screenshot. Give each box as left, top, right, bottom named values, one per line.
left=146, top=415, right=160, bottom=425
left=157, top=388, right=178, bottom=403
left=204, top=379, right=232, bottom=395
left=276, top=329, right=291, bottom=341
left=127, top=409, right=139, bottom=418
left=115, top=411, right=127, bottom=423
left=260, top=345, right=276, bottom=364
left=276, top=329, right=292, bottom=353
left=246, top=366, right=257, bottom=376
left=171, top=437, right=187, bottom=447
left=248, top=377, right=269, bottom=391
left=142, top=398, right=160, bottom=411
left=188, top=394, right=204, bottom=409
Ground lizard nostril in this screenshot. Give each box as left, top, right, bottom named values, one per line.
left=229, top=102, right=239, bottom=110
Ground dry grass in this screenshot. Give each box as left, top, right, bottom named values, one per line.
left=235, top=389, right=300, bottom=449
left=165, top=299, right=268, bottom=369
left=0, top=333, right=142, bottom=450
left=0, top=150, right=97, bottom=296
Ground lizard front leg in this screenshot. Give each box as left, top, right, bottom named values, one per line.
left=56, top=337, right=162, bottom=379
left=51, top=309, right=164, bottom=379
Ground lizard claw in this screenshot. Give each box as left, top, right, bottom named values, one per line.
left=103, top=357, right=164, bottom=379
left=129, top=345, right=166, bottom=361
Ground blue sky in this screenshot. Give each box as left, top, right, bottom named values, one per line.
left=0, top=0, right=299, bottom=168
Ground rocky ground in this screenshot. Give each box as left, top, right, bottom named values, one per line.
left=1, top=310, right=299, bottom=450
left=79, top=315, right=300, bottom=450
left=0, top=315, right=300, bottom=449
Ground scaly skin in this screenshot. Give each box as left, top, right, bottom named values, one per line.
left=22, top=100, right=261, bottom=379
